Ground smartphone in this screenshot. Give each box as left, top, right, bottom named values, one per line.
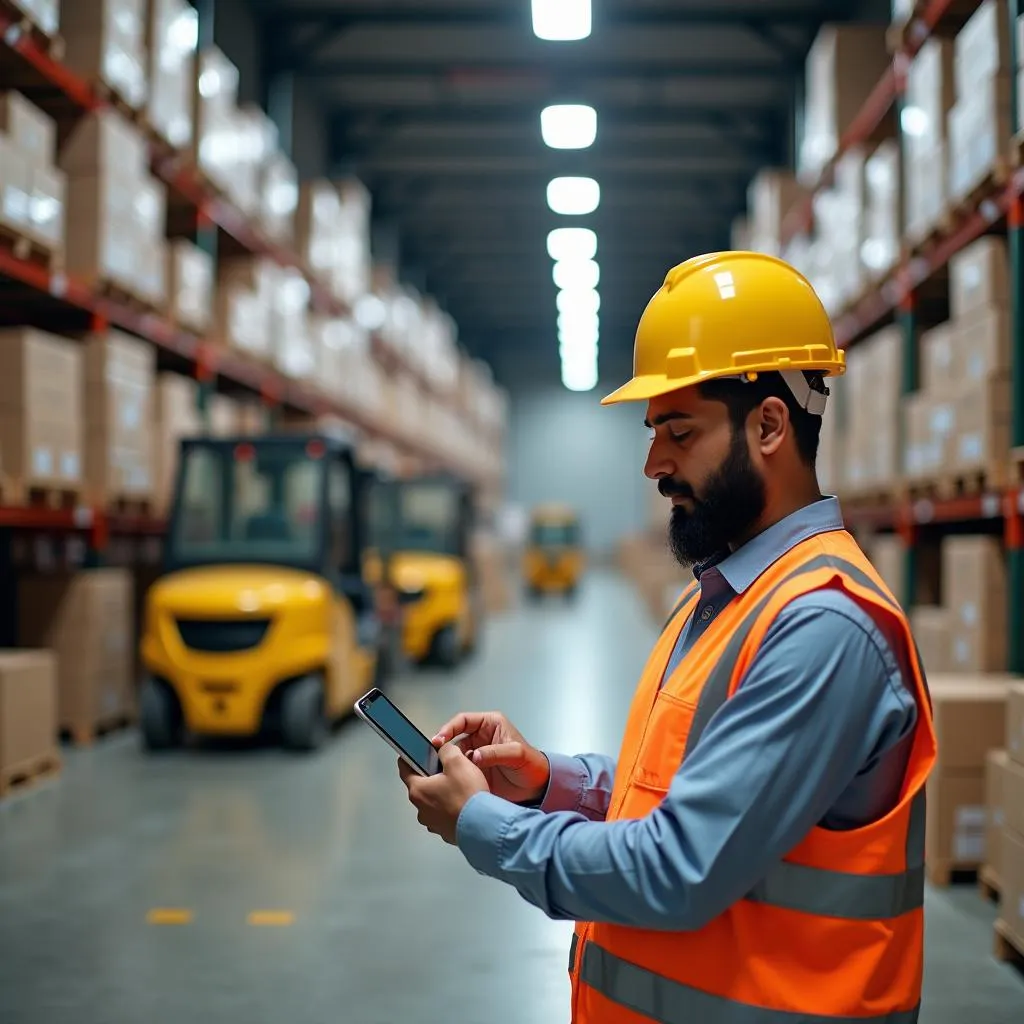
left=354, top=688, right=441, bottom=776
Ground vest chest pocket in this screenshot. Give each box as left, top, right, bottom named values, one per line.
left=630, top=689, right=698, bottom=794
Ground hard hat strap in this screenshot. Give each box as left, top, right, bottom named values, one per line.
left=779, top=370, right=828, bottom=416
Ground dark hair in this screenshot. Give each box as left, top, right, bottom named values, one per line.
left=695, top=370, right=824, bottom=466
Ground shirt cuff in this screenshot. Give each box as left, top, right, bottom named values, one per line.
left=456, top=791, right=523, bottom=876
left=539, top=751, right=588, bottom=813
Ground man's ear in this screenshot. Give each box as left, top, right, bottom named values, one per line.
left=756, top=397, right=788, bottom=456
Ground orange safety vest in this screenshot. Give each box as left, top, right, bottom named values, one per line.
left=569, top=529, right=937, bottom=1024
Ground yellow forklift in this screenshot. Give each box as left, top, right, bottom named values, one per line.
left=523, top=504, right=584, bottom=599
left=366, top=472, right=481, bottom=669
left=139, top=433, right=387, bottom=753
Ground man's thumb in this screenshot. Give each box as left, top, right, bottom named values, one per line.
left=470, top=742, right=524, bottom=768
left=438, top=740, right=467, bottom=767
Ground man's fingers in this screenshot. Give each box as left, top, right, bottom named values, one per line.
left=431, top=712, right=492, bottom=746
left=397, top=758, right=417, bottom=787
left=469, top=741, right=525, bottom=769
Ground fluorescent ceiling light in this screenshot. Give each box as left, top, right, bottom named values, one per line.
left=547, top=227, right=597, bottom=262
left=553, top=258, right=600, bottom=291
left=532, top=0, right=591, bottom=41
left=557, top=310, right=599, bottom=335
left=559, top=340, right=598, bottom=362
left=556, top=287, right=600, bottom=316
left=541, top=104, right=597, bottom=149
left=561, top=356, right=599, bottom=392
left=547, top=176, right=600, bottom=215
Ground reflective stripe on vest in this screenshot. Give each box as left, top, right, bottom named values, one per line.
left=660, top=581, right=699, bottom=632
left=570, top=552, right=927, bottom=1022
left=570, top=935, right=921, bottom=1024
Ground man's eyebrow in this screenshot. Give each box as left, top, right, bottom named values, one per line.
left=643, top=412, right=692, bottom=429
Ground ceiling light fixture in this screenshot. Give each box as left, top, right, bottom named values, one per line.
left=556, top=287, right=600, bottom=317
left=532, top=0, right=591, bottom=41
left=553, top=258, right=600, bottom=291
left=547, top=176, right=600, bottom=215
left=541, top=104, right=597, bottom=149
left=547, top=227, right=597, bottom=262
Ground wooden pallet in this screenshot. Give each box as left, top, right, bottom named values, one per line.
left=0, top=477, right=82, bottom=510
left=106, top=496, right=155, bottom=518
left=62, top=712, right=134, bottom=747
left=0, top=1, right=64, bottom=60
left=926, top=860, right=979, bottom=887
left=905, top=465, right=1006, bottom=502
left=91, top=277, right=161, bottom=316
left=994, top=918, right=1024, bottom=977
left=946, top=159, right=1011, bottom=223
left=0, top=750, right=61, bottom=799
left=979, top=865, right=1001, bottom=905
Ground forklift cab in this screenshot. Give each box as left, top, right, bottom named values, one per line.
left=376, top=472, right=480, bottom=668
left=523, top=504, right=585, bottom=598
left=139, top=433, right=382, bottom=753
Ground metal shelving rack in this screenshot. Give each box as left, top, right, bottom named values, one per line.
left=779, top=0, right=1024, bottom=670
left=0, top=4, right=502, bottom=554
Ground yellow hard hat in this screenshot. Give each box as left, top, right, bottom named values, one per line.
left=601, top=251, right=845, bottom=412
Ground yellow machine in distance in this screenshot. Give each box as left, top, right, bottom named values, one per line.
left=523, top=504, right=584, bottom=598
left=366, top=473, right=481, bottom=669
left=139, top=433, right=385, bottom=753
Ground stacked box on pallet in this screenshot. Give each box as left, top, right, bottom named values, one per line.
left=998, top=684, right=1024, bottom=944
left=334, top=178, right=371, bottom=306
left=0, top=328, right=83, bottom=499
left=61, top=0, right=148, bottom=112
left=925, top=677, right=1014, bottom=883
left=151, top=372, right=200, bottom=513
left=948, top=0, right=1012, bottom=204
left=60, top=109, right=167, bottom=305
left=0, top=93, right=65, bottom=257
left=297, top=180, right=343, bottom=281
left=17, top=569, right=134, bottom=742
left=862, top=140, right=901, bottom=282
left=797, top=24, right=891, bottom=186
left=747, top=169, right=807, bottom=257
left=904, top=38, right=955, bottom=244
left=215, top=257, right=275, bottom=362
left=943, top=536, right=1007, bottom=672
left=271, top=266, right=315, bottom=380
left=145, top=0, right=196, bottom=150
left=831, top=147, right=868, bottom=308
left=84, top=330, right=156, bottom=508
left=0, top=650, right=58, bottom=798
left=166, top=240, right=213, bottom=335
left=730, top=216, right=750, bottom=251
left=260, top=150, right=298, bottom=245
left=838, top=326, right=902, bottom=497
left=985, top=748, right=1010, bottom=890
left=864, top=533, right=906, bottom=605
left=192, top=47, right=241, bottom=198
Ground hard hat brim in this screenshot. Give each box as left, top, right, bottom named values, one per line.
left=600, top=374, right=680, bottom=406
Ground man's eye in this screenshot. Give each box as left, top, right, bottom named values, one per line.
left=670, top=431, right=690, bottom=444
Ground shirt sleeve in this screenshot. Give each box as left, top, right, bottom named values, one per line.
left=537, top=752, right=617, bottom=820
left=455, top=591, right=918, bottom=929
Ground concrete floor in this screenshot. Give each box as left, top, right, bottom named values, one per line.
left=0, top=571, right=1022, bottom=1023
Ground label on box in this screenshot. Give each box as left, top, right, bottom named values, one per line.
left=32, top=446, right=52, bottom=477
left=954, top=638, right=970, bottom=665
left=61, top=452, right=80, bottom=480
left=961, top=602, right=979, bottom=626
left=953, top=805, right=986, bottom=862
left=4, top=184, right=30, bottom=227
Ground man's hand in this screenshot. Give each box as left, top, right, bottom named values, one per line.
left=432, top=711, right=550, bottom=805
left=399, top=741, right=489, bottom=845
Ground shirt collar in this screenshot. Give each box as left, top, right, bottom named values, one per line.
left=693, top=496, right=845, bottom=594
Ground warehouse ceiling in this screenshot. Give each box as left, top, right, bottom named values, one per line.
left=250, top=0, right=887, bottom=383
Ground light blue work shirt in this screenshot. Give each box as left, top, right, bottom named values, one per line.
left=455, top=496, right=920, bottom=931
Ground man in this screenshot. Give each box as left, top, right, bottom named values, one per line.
left=399, top=252, right=937, bottom=1023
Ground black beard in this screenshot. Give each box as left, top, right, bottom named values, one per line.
left=666, top=428, right=767, bottom=567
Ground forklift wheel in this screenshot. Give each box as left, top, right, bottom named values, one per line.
left=431, top=624, right=461, bottom=669
left=281, top=675, right=328, bottom=752
left=139, top=677, right=184, bottom=752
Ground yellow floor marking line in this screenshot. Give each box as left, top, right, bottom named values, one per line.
left=146, top=909, right=193, bottom=925
left=247, top=910, right=295, bottom=927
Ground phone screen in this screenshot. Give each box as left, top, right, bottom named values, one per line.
left=359, top=690, right=441, bottom=775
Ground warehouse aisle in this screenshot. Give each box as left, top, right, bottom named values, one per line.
left=0, top=571, right=1022, bottom=1023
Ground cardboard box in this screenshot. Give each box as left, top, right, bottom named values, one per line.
left=27, top=165, right=65, bottom=252
left=905, top=38, right=956, bottom=154
left=905, top=143, right=949, bottom=243
left=59, top=109, right=147, bottom=179
left=1009, top=682, right=1024, bottom=764
left=61, top=0, right=148, bottom=111
left=747, top=169, right=807, bottom=256
left=152, top=372, right=200, bottom=512
left=953, top=375, right=1011, bottom=474
left=941, top=537, right=1007, bottom=672
left=948, top=74, right=1013, bottom=203
left=84, top=331, right=156, bottom=504
left=0, top=135, right=33, bottom=236
left=0, top=92, right=56, bottom=168
left=919, top=322, right=956, bottom=395
left=1002, top=752, right=1024, bottom=840
left=1001, top=827, right=1024, bottom=948
left=64, top=172, right=138, bottom=293
left=0, top=650, right=58, bottom=779
left=910, top=606, right=952, bottom=674
left=930, top=674, right=1013, bottom=765
left=986, top=749, right=1010, bottom=881
left=166, top=240, right=213, bottom=335
left=6, top=0, right=58, bottom=36
left=862, top=140, right=901, bottom=280
left=193, top=47, right=241, bottom=198
left=260, top=151, right=298, bottom=244
left=17, top=570, right=134, bottom=732
left=146, top=0, right=196, bottom=149
left=951, top=305, right=1010, bottom=383
left=0, top=328, right=83, bottom=489
left=926, top=770, right=988, bottom=867
left=954, top=0, right=1012, bottom=95
left=866, top=533, right=906, bottom=603
left=949, top=237, right=1008, bottom=319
